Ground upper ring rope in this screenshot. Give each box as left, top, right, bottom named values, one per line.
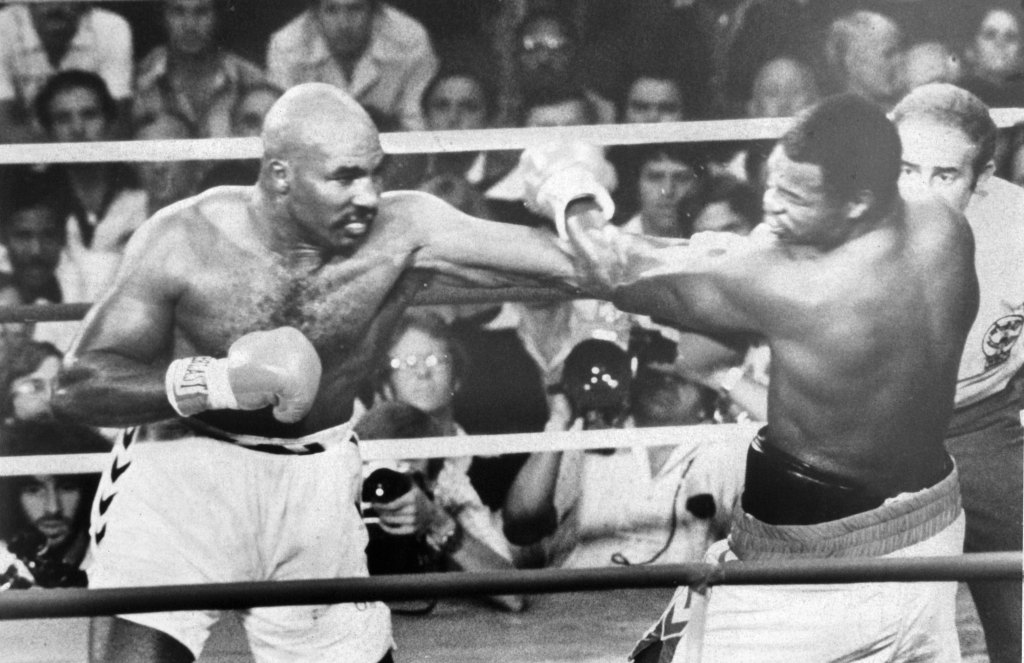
left=0, top=285, right=569, bottom=324
left=0, top=422, right=762, bottom=476
left=1, top=110, right=1022, bottom=164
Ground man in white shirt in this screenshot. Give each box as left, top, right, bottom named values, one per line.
left=892, top=82, right=1024, bottom=663
left=267, top=0, right=437, bottom=130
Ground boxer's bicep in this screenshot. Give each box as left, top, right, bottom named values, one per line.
left=405, top=192, right=577, bottom=284
left=55, top=219, right=186, bottom=425
left=72, top=216, right=181, bottom=364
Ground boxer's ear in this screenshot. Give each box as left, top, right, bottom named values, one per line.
left=844, top=189, right=874, bottom=221
left=268, top=160, right=290, bottom=194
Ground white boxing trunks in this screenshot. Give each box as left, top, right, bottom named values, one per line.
left=631, top=456, right=964, bottom=663
left=86, top=420, right=393, bottom=663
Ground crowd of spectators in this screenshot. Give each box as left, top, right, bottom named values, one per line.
left=0, top=2, right=1019, bottom=660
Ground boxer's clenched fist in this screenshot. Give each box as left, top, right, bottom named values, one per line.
left=519, top=142, right=617, bottom=237
left=165, top=326, right=322, bottom=423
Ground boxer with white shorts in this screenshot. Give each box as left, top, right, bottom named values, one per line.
left=519, top=94, right=979, bottom=661
left=53, top=82, right=578, bottom=663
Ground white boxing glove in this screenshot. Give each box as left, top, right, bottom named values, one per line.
left=519, top=142, right=617, bottom=238
left=165, top=326, right=323, bottom=424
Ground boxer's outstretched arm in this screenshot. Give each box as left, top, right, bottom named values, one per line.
left=563, top=200, right=763, bottom=334
left=53, top=220, right=183, bottom=427
left=393, top=192, right=579, bottom=290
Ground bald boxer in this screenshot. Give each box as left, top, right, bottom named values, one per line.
left=52, top=83, right=574, bottom=663
left=522, top=95, right=978, bottom=661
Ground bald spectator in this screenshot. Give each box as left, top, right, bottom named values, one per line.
left=503, top=9, right=615, bottom=127
left=902, top=41, right=963, bottom=92
left=0, top=2, right=132, bottom=143
left=746, top=56, right=820, bottom=118
left=267, top=0, right=438, bottom=130
left=824, top=10, right=905, bottom=109
left=134, top=0, right=268, bottom=139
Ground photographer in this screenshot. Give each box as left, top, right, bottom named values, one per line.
left=0, top=420, right=109, bottom=589
left=503, top=336, right=743, bottom=569
left=356, top=311, right=525, bottom=612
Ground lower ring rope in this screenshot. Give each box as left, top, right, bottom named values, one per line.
left=0, top=553, right=1017, bottom=621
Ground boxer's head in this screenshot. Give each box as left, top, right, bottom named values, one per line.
left=261, top=83, right=384, bottom=253
left=892, top=83, right=997, bottom=212
left=764, top=94, right=901, bottom=245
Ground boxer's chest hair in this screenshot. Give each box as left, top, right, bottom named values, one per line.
left=222, top=251, right=422, bottom=360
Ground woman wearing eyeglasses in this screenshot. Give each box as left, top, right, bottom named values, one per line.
left=356, top=310, right=525, bottom=612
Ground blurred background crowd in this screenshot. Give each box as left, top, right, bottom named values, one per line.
left=0, top=1, right=1018, bottom=644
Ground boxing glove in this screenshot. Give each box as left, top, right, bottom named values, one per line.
left=165, top=326, right=322, bottom=423
left=519, top=141, right=617, bottom=238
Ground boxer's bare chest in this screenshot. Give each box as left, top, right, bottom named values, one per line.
left=177, top=244, right=425, bottom=366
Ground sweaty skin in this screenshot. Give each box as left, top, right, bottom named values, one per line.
left=52, top=83, right=576, bottom=437
left=559, top=152, right=978, bottom=498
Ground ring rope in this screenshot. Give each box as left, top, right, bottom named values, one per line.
left=0, top=285, right=571, bottom=324
left=0, top=423, right=762, bottom=476
left=0, top=552, right=1018, bottom=621
left=1, top=110, right=1023, bottom=165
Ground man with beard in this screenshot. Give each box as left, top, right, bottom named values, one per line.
left=0, top=421, right=108, bottom=589
left=53, top=82, right=577, bottom=663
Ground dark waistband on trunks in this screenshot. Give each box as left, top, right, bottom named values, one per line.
left=741, top=427, right=954, bottom=526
